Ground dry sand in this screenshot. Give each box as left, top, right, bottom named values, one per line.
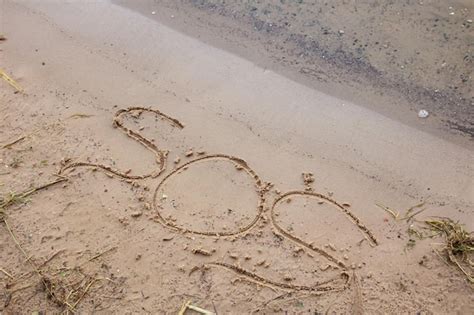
left=0, top=1, right=473, bottom=314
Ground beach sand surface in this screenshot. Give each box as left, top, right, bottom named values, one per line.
left=0, top=1, right=473, bottom=313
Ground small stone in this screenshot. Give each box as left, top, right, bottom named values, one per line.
left=174, top=157, right=180, bottom=164
left=466, top=19, right=472, bottom=24
left=418, top=109, right=429, bottom=118
left=320, top=264, right=331, bottom=271
left=343, top=254, right=349, bottom=260
left=229, top=253, right=239, bottom=259
left=338, top=30, right=345, bottom=34
left=131, top=211, right=142, bottom=218
left=192, top=248, right=212, bottom=256
left=327, top=243, right=337, bottom=251
left=185, top=149, right=193, bottom=157
left=283, top=273, right=294, bottom=281
left=151, top=11, right=156, bottom=15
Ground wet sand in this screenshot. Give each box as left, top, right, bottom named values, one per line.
left=119, top=0, right=474, bottom=144
left=0, top=0, right=473, bottom=313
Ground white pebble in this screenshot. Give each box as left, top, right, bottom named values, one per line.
left=418, top=109, right=429, bottom=118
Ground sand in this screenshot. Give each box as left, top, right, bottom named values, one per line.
left=118, top=0, right=474, bottom=144
left=0, top=0, right=473, bottom=314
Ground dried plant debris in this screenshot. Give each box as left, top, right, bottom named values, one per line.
left=0, top=68, right=23, bottom=92
left=376, top=201, right=426, bottom=222
left=425, top=218, right=473, bottom=283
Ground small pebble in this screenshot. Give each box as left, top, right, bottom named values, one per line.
left=131, top=211, right=142, bottom=218
left=418, top=109, right=429, bottom=118
left=283, top=274, right=294, bottom=281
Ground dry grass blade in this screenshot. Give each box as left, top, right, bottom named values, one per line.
left=403, top=208, right=426, bottom=222
left=67, top=113, right=94, bottom=119
left=0, top=68, right=23, bottom=92
left=405, top=201, right=425, bottom=217
left=0, top=266, right=14, bottom=279
left=375, top=203, right=399, bottom=220
left=178, top=300, right=215, bottom=315
left=1, top=135, right=26, bottom=149
left=0, top=178, right=67, bottom=209
left=376, top=201, right=427, bottom=222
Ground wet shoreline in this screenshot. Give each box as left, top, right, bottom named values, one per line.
left=116, top=0, right=474, bottom=143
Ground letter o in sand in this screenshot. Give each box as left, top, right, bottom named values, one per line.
left=153, top=154, right=266, bottom=236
